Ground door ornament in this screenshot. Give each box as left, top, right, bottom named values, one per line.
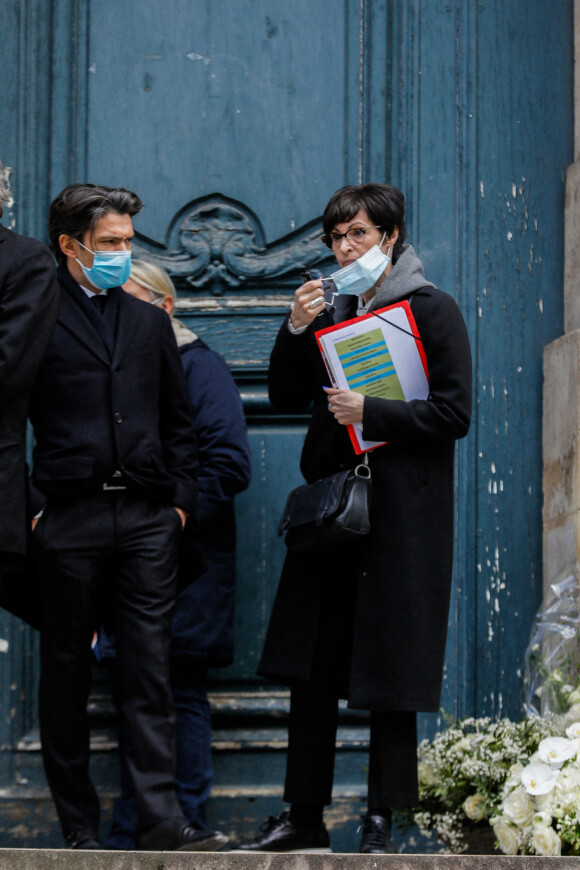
left=133, top=194, right=333, bottom=295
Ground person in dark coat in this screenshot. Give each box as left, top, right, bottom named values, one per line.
left=29, top=184, right=227, bottom=851
left=0, top=159, right=59, bottom=628
left=235, top=183, right=472, bottom=854
left=102, top=260, right=252, bottom=848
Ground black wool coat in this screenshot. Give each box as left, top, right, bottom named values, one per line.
left=0, top=226, right=59, bottom=555
left=29, top=267, right=198, bottom=516
left=258, top=281, right=472, bottom=712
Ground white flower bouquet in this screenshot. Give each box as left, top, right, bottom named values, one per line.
left=491, top=721, right=580, bottom=855
left=402, top=712, right=566, bottom=853
left=402, top=576, right=580, bottom=854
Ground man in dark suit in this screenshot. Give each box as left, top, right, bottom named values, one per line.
left=28, top=183, right=227, bottom=851
left=0, top=160, right=59, bottom=627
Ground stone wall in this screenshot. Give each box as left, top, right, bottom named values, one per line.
left=543, top=0, right=580, bottom=593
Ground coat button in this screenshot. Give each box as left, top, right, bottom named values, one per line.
left=114, top=412, right=123, bottom=423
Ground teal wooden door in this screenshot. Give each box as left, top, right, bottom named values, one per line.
left=0, top=0, right=573, bottom=851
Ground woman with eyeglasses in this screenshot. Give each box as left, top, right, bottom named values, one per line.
left=235, top=183, right=472, bottom=854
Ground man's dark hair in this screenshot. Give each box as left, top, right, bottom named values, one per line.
left=49, top=183, right=143, bottom=267
left=322, top=183, right=407, bottom=263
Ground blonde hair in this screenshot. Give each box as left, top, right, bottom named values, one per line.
left=0, top=161, right=13, bottom=219
left=130, top=259, right=176, bottom=300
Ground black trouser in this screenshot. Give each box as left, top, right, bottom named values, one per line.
left=34, top=489, right=184, bottom=839
left=0, top=551, right=42, bottom=628
left=284, top=682, right=418, bottom=810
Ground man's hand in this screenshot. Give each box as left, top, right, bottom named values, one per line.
left=174, top=506, right=187, bottom=529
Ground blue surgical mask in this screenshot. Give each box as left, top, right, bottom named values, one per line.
left=330, top=235, right=391, bottom=296
left=76, top=241, right=132, bottom=290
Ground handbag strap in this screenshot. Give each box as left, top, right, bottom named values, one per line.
left=354, top=451, right=371, bottom=479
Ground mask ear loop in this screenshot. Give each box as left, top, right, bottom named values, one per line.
left=310, top=279, right=338, bottom=315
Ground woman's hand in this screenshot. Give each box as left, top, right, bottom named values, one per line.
left=289, top=279, right=326, bottom=329
left=325, top=387, right=364, bottom=425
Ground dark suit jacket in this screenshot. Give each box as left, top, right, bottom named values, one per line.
left=29, top=266, right=198, bottom=516
left=0, top=225, right=59, bottom=555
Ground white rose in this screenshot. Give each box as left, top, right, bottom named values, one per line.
left=417, top=762, right=439, bottom=787
left=493, top=819, right=519, bottom=855
left=502, top=789, right=534, bottom=826
left=534, top=791, right=555, bottom=818
left=538, top=737, right=578, bottom=768
left=531, top=824, right=561, bottom=856
left=462, top=793, right=487, bottom=823
left=555, top=764, right=580, bottom=793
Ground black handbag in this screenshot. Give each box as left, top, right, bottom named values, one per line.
left=278, top=456, right=372, bottom=554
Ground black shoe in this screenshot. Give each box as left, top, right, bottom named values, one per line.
left=232, top=811, right=331, bottom=853
left=66, top=831, right=102, bottom=849
left=137, top=817, right=229, bottom=852
left=359, top=813, right=397, bottom=854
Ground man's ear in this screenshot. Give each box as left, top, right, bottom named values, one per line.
left=59, top=233, right=80, bottom=261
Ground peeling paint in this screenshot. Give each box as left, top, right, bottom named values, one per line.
left=187, top=51, right=211, bottom=64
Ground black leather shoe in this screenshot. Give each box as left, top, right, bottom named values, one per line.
left=359, top=813, right=397, bottom=854
left=66, top=831, right=102, bottom=849
left=232, top=811, right=331, bottom=853
left=137, top=817, right=228, bottom=852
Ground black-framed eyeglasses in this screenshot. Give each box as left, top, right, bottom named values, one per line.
left=320, top=225, right=382, bottom=249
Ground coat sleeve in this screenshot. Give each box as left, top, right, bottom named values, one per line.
left=0, top=238, right=59, bottom=403
left=182, top=345, right=252, bottom=528
left=157, top=314, right=199, bottom=514
left=362, top=289, right=472, bottom=444
left=268, top=315, right=328, bottom=412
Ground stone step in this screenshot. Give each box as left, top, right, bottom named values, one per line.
left=0, top=852, right=574, bottom=869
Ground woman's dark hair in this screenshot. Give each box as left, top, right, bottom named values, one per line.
left=49, top=183, right=143, bottom=266
left=323, top=183, right=406, bottom=263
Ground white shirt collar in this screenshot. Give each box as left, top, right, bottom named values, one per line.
left=80, top=285, right=108, bottom=299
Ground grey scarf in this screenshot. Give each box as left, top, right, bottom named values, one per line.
left=367, top=244, right=435, bottom=311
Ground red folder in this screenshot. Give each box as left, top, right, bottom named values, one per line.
left=314, top=300, right=428, bottom=455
